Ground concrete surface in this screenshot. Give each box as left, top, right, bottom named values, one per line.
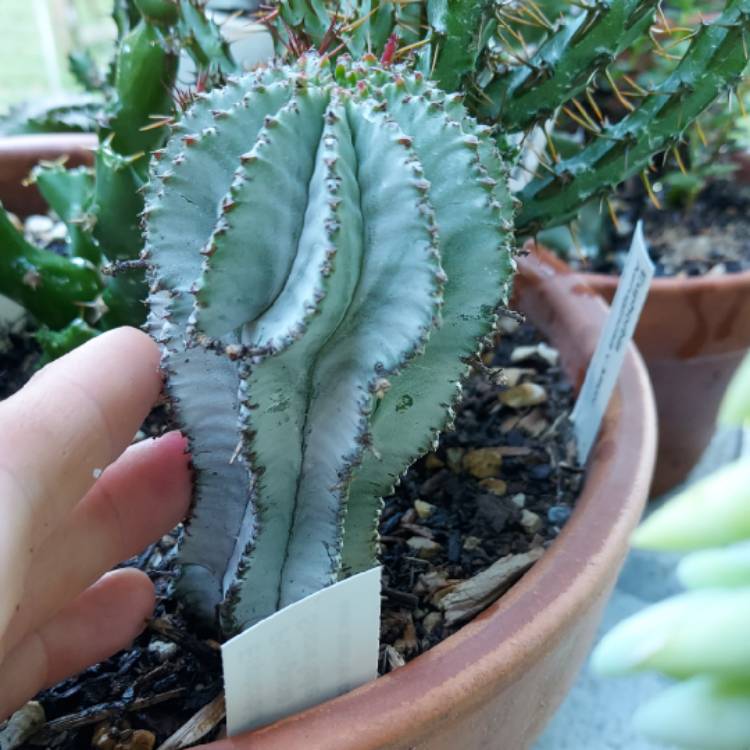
left=534, top=428, right=746, bottom=749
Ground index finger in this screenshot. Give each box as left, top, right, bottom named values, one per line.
left=0, top=326, right=162, bottom=558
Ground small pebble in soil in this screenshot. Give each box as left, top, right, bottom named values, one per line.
left=147, top=640, right=179, bottom=663
left=499, top=382, right=547, bottom=409
left=547, top=505, right=572, bottom=526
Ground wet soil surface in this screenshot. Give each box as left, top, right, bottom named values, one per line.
left=1, top=316, right=582, bottom=749
left=573, top=178, right=750, bottom=277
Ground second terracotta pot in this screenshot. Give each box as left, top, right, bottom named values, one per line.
left=579, top=261, right=750, bottom=497
left=0, top=133, right=97, bottom=217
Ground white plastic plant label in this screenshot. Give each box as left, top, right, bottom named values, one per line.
left=221, top=566, right=381, bottom=737
left=571, top=221, right=654, bottom=463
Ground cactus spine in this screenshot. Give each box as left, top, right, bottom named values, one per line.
left=144, top=56, right=514, bottom=634
left=477, top=0, right=660, bottom=132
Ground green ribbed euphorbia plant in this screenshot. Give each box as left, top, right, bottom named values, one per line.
left=144, top=55, right=515, bottom=634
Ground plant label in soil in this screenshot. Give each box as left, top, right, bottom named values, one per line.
left=221, top=567, right=381, bottom=736
left=571, top=221, right=654, bottom=463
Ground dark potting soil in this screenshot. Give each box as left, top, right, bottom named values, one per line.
left=2, top=316, right=582, bottom=749
left=571, top=177, right=750, bottom=278
left=0, top=324, right=41, bottom=401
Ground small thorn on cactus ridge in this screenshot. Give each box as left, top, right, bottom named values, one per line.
left=381, top=33, right=399, bottom=66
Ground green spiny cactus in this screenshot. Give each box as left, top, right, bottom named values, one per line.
left=144, top=55, right=514, bottom=634
left=272, top=0, right=750, bottom=235
left=273, top=0, right=490, bottom=87
left=272, top=0, right=659, bottom=110
left=516, top=0, right=750, bottom=234
left=0, top=210, right=100, bottom=329
left=476, top=0, right=659, bottom=133
left=0, top=0, right=238, bottom=358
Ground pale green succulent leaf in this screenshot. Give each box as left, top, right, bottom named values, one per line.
left=633, top=458, right=750, bottom=551
left=592, top=588, right=750, bottom=679
left=678, top=541, right=750, bottom=589
left=634, top=676, right=750, bottom=750
left=718, top=352, right=750, bottom=426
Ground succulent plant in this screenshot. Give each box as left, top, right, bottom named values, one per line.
left=144, top=55, right=515, bottom=634
left=137, top=0, right=750, bottom=636
left=593, top=454, right=750, bottom=749
left=0, top=0, right=235, bottom=358
left=1, top=0, right=748, bottom=652
left=516, top=0, right=750, bottom=234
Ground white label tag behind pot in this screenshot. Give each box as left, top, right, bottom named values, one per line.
left=571, top=221, right=654, bottom=463
left=221, top=567, right=381, bottom=737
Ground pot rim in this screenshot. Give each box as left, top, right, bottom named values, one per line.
left=0, top=133, right=98, bottom=218
left=204, top=250, right=657, bottom=750
left=525, top=238, right=750, bottom=294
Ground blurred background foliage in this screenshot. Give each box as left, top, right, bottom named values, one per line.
left=0, top=0, right=115, bottom=111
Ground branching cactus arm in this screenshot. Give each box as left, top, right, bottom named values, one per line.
left=144, top=71, right=294, bottom=624
left=516, top=0, right=750, bottom=233
left=428, top=0, right=493, bottom=93
left=478, top=0, right=659, bottom=132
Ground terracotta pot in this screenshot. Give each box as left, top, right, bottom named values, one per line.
left=197, top=251, right=656, bottom=750
left=545, top=237, right=750, bottom=497
left=0, top=135, right=656, bottom=749
left=0, top=133, right=96, bottom=217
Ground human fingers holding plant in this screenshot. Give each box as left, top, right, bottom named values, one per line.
left=0, top=327, right=191, bottom=719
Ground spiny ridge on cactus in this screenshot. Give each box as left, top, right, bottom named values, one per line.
left=516, top=0, right=750, bottom=234
left=144, top=55, right=515, bottom=634
left=478, top=0, right=659, bottom=133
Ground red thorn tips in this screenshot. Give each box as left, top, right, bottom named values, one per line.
left=381, top=34, right=399, bottom=67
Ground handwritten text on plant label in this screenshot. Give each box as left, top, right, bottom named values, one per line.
left=571, top=221, right=654, bottom=463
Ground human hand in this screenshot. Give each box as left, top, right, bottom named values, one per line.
left=0, top=327, right=191, bottom=719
